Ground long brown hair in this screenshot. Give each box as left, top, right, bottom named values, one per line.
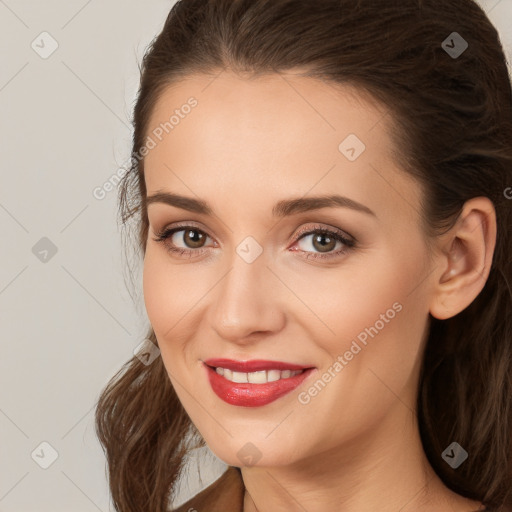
left=94, top=1, right=512, bottom=510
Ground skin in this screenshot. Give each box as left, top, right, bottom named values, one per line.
left=142, top=70, right=495, bottom=512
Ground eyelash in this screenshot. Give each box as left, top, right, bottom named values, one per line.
left=152, top=222, right=356, bottom=261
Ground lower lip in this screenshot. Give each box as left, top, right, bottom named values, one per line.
left=204, top=363, right=316, bottom=407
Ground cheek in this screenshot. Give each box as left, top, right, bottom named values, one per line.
left=287, top=262, right=412, bottom=349
left=142, top=248, right=215, bottom=377
left=142, top=252, right=193, bottom=383
left=290, top=243, right=430, bottom=377
left=290, top=262, right=429, bottom=449
left=142, top=248, right=194, bottom=332
left=320, top=255, right=429, bottom=405
left=142, top=250, right=190, bottom=358
left=142, top=251, right=168, bottom=329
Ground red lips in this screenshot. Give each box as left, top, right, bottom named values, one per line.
left=202, top=358, right=317, bottom=407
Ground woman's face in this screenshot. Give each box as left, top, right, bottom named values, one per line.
left=142, top=71, right=436, bottom=468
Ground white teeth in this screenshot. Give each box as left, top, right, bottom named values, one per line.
left=267, top=369, right=281, bottom=382
left=214, top=367, right=304, bottom=384
left=232, top=371, right=248, bottom=383
left=248, top=371, right=267, bottom=384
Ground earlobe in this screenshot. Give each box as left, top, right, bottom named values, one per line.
left=429, top=197, right=497, bottom=320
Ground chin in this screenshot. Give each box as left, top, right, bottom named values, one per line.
left=208, top=440, right=299, bottom=469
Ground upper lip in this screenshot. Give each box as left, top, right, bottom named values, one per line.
left=203, top=358, right=315, bottom=372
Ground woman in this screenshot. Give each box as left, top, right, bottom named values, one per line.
left=95, top=0, right=512, bottom=511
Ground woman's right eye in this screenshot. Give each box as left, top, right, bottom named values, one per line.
left=152, top=225, right=214, bottom=258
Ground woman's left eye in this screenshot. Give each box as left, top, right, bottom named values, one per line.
left=292, top=225, right=355, bottom=260
left=152, top=223, right=356, bottom=261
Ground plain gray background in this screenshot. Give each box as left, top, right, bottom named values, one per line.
left=1, top=1, right=511, bottom=510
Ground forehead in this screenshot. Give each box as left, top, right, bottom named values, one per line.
left=145, top=70, right=391, bottom=164
left=143, top=70, right=421, bottom=224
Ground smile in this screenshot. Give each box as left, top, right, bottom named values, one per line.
left=202, top=360, right=316, bottom=407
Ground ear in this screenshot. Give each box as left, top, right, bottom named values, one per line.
left=429, top=196, right=497, bottom=320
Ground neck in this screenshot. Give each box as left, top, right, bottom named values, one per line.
left=240, top=401, right=481, bottom=512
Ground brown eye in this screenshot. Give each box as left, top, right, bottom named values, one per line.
left=310, top=232, right=337, bottom=253
left=180, top=229, right=207, bottom=249
left=152, top=225, right=213, bottom=258
left=292, top=224, right=356, bottom=261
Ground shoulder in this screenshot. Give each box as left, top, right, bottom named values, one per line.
left=171, top=466, right=245, bottom=512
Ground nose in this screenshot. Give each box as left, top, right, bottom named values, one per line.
left=207, top=249, right=286, bottom=345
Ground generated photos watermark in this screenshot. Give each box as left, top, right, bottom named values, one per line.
left=298, top=301, right=403, bottom=405
left=93, top=96, right=198, bottom=201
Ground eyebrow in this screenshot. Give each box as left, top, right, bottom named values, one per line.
left=145, top=191, right=376, bottom=217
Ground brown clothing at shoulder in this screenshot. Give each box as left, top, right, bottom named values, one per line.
left=172, top=466, right=245, bottom=512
